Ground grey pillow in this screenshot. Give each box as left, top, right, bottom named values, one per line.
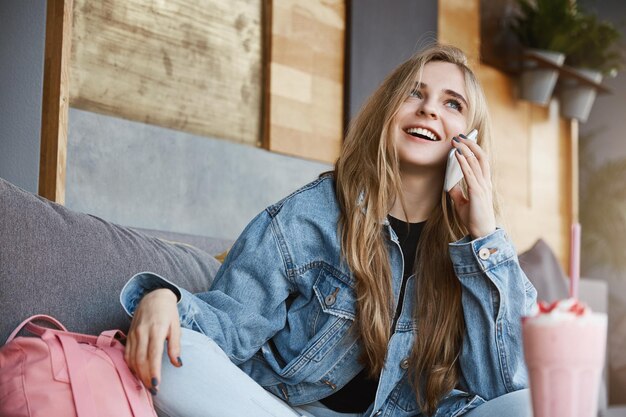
left=0, top=177, right=221, bottom=342
left=518, top=238, right=569, bottom=302
left=132, top=227, right=233, bottom=259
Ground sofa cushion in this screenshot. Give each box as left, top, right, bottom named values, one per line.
left=0, top=178, right=222, bottom=342
left=518, top=238, right=570, bottom=302
left=132, top=227, right=233, bottom=259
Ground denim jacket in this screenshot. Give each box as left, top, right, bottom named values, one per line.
left=121, top=176, right=537, bottom=417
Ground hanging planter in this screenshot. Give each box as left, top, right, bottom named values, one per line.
left=520, top=49, right=565, bottom=105
left=559, top=68, right=602, bottom=123
left=558, top=11, right=622, bottom=122
left=508, top=0, right=578, bottom=106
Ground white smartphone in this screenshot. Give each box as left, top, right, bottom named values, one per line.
left=444, top=129, right=478, bottom=192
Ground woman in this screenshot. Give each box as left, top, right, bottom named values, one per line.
left=121, top=44, right=537, bottom=417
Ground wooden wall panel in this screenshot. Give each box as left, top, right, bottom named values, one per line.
left=69, top=0, right=262, bottom=146
left=264, top=0, right=345, bottom=163
left=478, top=64, right=574, bottom=268
left=438, top=0, right=480, bottom=65
left=440, top=0, right=576, bottom=267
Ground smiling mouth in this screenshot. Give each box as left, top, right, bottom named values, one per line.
left=404, top=127, right=441, bottom=141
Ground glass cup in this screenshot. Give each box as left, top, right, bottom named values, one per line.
left=522, top=312, right=607, bottom=417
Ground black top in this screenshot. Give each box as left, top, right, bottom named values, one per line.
left=319, top=216, right=426, bottom=413
left=388, top=215, right=426, bottom=280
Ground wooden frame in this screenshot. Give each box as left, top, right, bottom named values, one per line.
left=261, top=0, right=273, bottom=150
left=39, top=0, right=73, bottom=204
left=39, top=0, right=263, bottom=203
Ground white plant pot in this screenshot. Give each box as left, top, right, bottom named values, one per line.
left=520, top=49, right=565, bottom=106
left=559, top=68, right=603, bottom=123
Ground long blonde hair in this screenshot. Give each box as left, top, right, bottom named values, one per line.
left=334, top=44, right=496, bottom=416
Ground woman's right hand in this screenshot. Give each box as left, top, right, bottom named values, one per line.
left=124, top=288, right=183, bottom=394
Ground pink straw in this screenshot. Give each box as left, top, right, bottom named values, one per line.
left=569, top=223, right=581, bottom=299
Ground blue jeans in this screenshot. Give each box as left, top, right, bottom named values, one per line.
left=464, top=389, right=531, bottom=417
left=154, top=329, right=364, bottom=417
left=153, top=329, right=531, bottom=417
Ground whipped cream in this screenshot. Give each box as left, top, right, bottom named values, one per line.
left=524, top=298, right=606, bottom=326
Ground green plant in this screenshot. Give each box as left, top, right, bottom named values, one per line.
left=565, top=12, right=623, bottom=76
left=511, top=0, right=624, bottom=76
left=510, top=0, right=578, bottom=53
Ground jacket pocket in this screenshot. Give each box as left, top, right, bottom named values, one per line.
left=313, top=267, right=357, bottom=321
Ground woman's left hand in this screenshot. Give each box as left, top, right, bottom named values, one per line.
left=448, top=134, right=497, bottom=239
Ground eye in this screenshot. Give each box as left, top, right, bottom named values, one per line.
left=409, top=89, right=423, bottom=99
left=446, top=99, right=463, bottom=112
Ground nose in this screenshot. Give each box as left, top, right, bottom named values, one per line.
left=417, top=98, right=438, bottom=119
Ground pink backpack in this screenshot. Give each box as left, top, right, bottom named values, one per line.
left=0, top=315, right=157, bottom=417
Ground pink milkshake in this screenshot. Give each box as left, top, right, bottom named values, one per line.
left=522, top=298, right=607, bottom=417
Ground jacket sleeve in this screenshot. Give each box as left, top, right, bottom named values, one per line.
left=120, top=210, right=295, bottom=364
left=449, top=228, right=538, bottom=400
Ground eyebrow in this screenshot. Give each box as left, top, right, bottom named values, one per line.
left=415, top=82, right=469, bottom=108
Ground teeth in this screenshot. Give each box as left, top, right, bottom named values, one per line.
left=406, top=127, right=439, bottom=141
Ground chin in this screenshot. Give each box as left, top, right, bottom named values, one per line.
left=398, top=150, right=447, bottom=169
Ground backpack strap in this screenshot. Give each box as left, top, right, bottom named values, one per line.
left=57, top=333, right=99, bottom=417
left=5, top=314, right=67, bottom=343
left=59, top=330, right=154, bottom=417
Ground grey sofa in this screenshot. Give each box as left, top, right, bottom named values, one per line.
left=1, top=176, right=621, bottom=416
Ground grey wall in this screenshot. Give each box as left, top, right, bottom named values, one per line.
left=66, top=109, right=331, bottom=240
left=347, top=0, right=438, bottom=122
left=578, top=0, right=626, bottom=405
left=0, top=0, right=47, bottom=193
left=579, top=0, right=626, bottom=165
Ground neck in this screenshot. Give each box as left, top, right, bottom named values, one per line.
left=388, top=166, right=443, bottom=223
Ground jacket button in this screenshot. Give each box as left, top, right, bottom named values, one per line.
left=374, top=411, right=382, bottom=416
left=478, top=247, right=491, bottom=260
left=325, top=294, right=336, bottom=306
left=400, top=358, right=409, bottom=369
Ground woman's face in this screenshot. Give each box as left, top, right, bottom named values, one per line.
left=391, top=61, right=469, bottom=173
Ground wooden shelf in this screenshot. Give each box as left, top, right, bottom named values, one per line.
left=523, top=51, right=611, bottom=95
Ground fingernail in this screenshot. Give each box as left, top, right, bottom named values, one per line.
left=177, top=356, right=183, bottom=366
left=151, top=377, right=159, bottom=387
left=149, top=387, right=158, bottom=396
left=459, top=133, right=467, bottom=139
left=457, top=148, right=462, bottom=155
left=452, top=137, right=460, bottom=142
